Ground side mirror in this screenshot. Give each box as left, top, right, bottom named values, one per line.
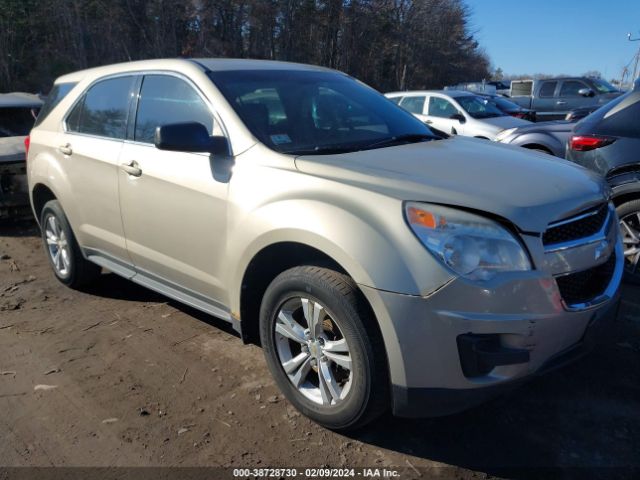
left=578, top=88, right=595, bottom=97
left=450, top=113, right=466, bottom=124
left=155, top=122, right=229, bottom=155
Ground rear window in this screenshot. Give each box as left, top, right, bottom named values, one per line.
left=511, top=81, right=533, bottom=96
left=583, top=91, right=640, bottom=139
left=399, top=96, right=426, bottom=114
left=34, top=82, right=76, bottom=127
left=0, top=107, right=37, bottom=137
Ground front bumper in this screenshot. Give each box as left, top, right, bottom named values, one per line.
left=360, top=246, right=623, bottom=417
left=0, top=160, right=30, bottom=219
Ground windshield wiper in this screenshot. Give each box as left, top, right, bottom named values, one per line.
left=282, top=133, right=437, bottom=156
left=282, top=145, right=365, bottom=155
left=358, top=133, right=437, bottom=150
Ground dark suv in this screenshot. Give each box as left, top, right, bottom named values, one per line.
left=566, top=86, right=640, bottom=281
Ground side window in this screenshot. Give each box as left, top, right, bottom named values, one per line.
left=134, top=75, right=213, bottom=144
left=560, top=81, right=588, bottom=97
left=539, top=81, right=557, bottom=98
left=34, top=82, right=76, bottom=127
left=399, top=96, right=426, bottom=114
left=428, top=97, right=458, bottom=118
left=66, top=76, right=135, bottom=139
left=388, top=96, right=403, bottom=105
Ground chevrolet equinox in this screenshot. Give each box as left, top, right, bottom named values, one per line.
left=27, top=59, right=623, bottom=430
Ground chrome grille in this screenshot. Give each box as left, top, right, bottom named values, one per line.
left=543, top=203, right=608, bottom=246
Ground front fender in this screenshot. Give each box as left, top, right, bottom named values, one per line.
left=225, top=198, right=454, bottom=316
left=510, top=132, right=564, bottom=157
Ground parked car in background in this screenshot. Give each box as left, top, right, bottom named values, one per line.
left=510, top=77, right=622, bottom=121
left=487, top=80, right=511, bottom=96
left=27, top=58, right=622, bottom=430
left=495, top=121, right=572, bottom=157
left=0, top=92, right=42, bottom=220
left=566, top=86, right=640, bottom=281
left=477, top=93, right=536, bottom=121
left=565, top=106, right=599, bottom=122
left=386, top=90, right=530, bottom=138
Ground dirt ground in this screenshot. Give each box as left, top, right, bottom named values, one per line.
left=1, top=220, right=639, bottom=479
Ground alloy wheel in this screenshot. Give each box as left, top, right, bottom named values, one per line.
left=620, top=211, right=640, bottom=275
left=44, top=214, right=71, bottom=277
left=273, top=297, right=353, bottom=406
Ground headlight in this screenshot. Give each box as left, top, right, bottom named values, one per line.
left=405, top=203, right=531, bottom=281
left=494, top=127, right=516, bottom=142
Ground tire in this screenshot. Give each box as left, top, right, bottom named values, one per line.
left=40, top=200, right=101, bottom=288
left=617, top=199, right=640, bottom=285
left=259, top=266, right=388, bottom=430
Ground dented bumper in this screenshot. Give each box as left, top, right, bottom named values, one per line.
left=360, top=251, right=623, bottom=417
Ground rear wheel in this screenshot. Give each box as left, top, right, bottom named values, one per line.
left=259, top=266, right=388, bottom=430
left=40, top=200, right=101, bottom=288
left=617, top=199, right=640, bottom=284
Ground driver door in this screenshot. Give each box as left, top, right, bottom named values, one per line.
left=118, top=73, right=229, bottom=306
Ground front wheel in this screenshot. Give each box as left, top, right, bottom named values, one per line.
left=617, top=199, right=640, bottom=284
left=259, top=266, right=388, bottom=430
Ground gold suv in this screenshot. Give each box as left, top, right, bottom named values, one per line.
left=27, top=59, right=623, bottom=429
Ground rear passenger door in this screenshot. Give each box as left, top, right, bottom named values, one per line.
left=61, top=75, right=136, bottom=263
left=533, top=80, right=559, bottom=120
left=118, top=73, right=229, bottom=307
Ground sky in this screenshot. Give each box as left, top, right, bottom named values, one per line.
left=467, top=0, right=640, bottom=81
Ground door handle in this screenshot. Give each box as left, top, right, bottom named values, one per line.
left=424, top=119, right=433, bottom=124
left=120, top=160, right=142, bottom=177
left=58, top=143, right=72, bottom=155
left=556, top=101, right=567, bottom=105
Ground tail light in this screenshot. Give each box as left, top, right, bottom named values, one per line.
left=510, top=112, right=526, bottom=119
left=569, top=135, right=615, bottom=152
left=24, top=136, right=31, bottom=157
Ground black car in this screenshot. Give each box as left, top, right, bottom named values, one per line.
left=566, top=87, right=640, bottom=281
left=477, top=93, right=536, bottom=122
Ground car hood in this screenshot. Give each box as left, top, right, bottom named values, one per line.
left=0, top=136, right=27, bottom=163
left=295, top=136, right=606, bottom=233
left=479, top=115, right=531, bottom=130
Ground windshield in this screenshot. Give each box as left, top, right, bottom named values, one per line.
left=0, top=107, right=38, bottom=137
left=209, top=70, right=435, bottom=154
left=591, top=79, right=618, bottom=94
left=488, top=96, right=521, bottom=111
left=456, top=95, right=506, bottom=119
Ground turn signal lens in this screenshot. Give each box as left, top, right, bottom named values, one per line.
left=407, top=207, right=445, bottom=229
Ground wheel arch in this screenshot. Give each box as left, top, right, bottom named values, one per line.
left=31, top=183, right=58, bottom=225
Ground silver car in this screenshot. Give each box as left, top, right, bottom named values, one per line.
left=27, top=59, right=622, bottom=430
left=386, top=90, right=530, bottom=139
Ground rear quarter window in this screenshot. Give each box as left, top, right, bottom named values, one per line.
left=34, top=82, right=76, bottom=127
